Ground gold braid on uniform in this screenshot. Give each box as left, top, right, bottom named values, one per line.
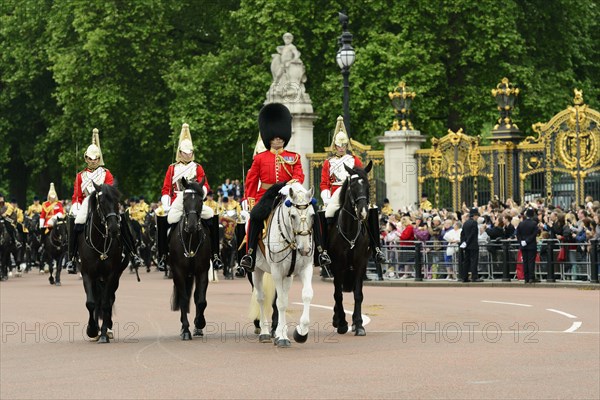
left=274, top=153, right=299, bottom=178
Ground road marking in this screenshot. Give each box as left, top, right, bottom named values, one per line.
left=564, top=321, right=583, bottom=333
left=546, top=308, right=577, bottom=319
left=292, top=302, right=371, bottom=326
left=482, top=300, right=532, bottom=307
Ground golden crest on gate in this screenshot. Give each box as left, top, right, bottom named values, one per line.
left=555, top=106, right=599, bottom=170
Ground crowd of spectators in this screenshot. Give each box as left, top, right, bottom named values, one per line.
left=379, top=194, right=600, bottom=281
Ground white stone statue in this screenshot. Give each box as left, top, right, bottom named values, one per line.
left=267, top=33, right=310, bottom=103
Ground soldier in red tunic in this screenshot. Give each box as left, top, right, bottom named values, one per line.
left=39, top=183, right=65, bottom=230
left=320, top=117, right=387, bottom=265
left=156, top=123, right=224, bottom=272
left=239, top=103, right=331, bottom=272
left=65, top=129, right=115, bottom=274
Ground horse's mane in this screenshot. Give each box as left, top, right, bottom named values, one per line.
left=187, top=181, right=205, bottom=197
left=89, top=184, right=121, bottom=212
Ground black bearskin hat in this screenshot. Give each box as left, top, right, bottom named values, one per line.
left=258, top=103, right=292, bottom=150
left=525, top=208, right=535, bottom=218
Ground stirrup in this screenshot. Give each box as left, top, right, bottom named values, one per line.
left=15, top=241, right=22, bottom=249
left=212, top=255, right=224, bottom=270
left=157, top=257, right=166, bottom=272
left=240, top=255, right=254, bottom=272
left=375, top=248, right=388, bottom=264
left=319, top=251, right=331, bottom=266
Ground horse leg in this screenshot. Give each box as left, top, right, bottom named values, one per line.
left=270, top=293, right=278, bottom=338
left=273, top=274, right=293, bottom=348
left=172, top=266, right=192, bottom=340
left=48, top=259, right=55, bottom=285
left=332, top=274, right=348, bottom=334
left=82, top=273, right=99, bottom=340
left=293, top=266, right=313, bottom=343
left=252, top=270, right=271, bottom=343
left=55, top=254, right=63, bottom=286
left=352, top=276, right=366, bottom=336
left=98, top=279, right=116, bottom=344
left=192, top=267, right=209, bottom=337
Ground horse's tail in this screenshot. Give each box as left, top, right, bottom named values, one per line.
left=342, top=269, right=355, bottom=293
left=248, top=273, right=276, bottom=320
left=171, top=284, right=182, bottom=312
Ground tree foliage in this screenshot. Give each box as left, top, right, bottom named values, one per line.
left=1, top=0, right=598, bottom=204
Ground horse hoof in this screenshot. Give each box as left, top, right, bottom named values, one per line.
left=181, top=331, right=192, bottom=341
left=276, top=339, right=291, bottom=348
left=332, top=320, right=338, bottom=328
left=193, top=328, right=203, bottom=337
left=355, top=327, right=366, bottom=336
left=259, top=334, right=272, bottom=343
left=293, top=329, right=308, bottom=343
left=89, top=336, right=100, bottom=342
left=254, top=327, right=261, bottom=335
left=337, top=324, right=349, bottom=335
left=87, top=326, right=98, bottom=338
left=48, top=276, right=55, bottom=285
left=107, top=329, right=114, bottom=339
left=98, top=335, right=109, bottom=344
left=55, top=281, right=61, bottom=286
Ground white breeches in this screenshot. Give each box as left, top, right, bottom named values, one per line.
left=167, top=192, right=214, bottom=224
left=74, top=197, right=90, bottom=224
left=325, top=188, right=342, bottom=218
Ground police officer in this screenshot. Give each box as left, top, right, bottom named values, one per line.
left=516, top=208, right=540, bottom=283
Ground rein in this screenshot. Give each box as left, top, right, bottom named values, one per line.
left=84, top=191, right=121, bottom=260
left=336, top=177, right=368, bottom=249
left=178, top=190, right=205, bottom=258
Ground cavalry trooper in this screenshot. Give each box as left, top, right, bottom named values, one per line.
left=320, top=116, right=388, bottom=265
left=239, top=103, right=331, bottom=272
left=39, top=183, right=65, bottom=232
left=0, top=194, right=22, bottom=249
left=158, top=123, right=224, bottom=271
left=26, top=196, right=42, bottom=217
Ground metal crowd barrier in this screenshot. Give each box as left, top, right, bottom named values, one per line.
left=371, top=238, right=600, bottom=283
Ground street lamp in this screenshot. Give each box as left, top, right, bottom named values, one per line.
left=337, top=12, right=355, bottom=138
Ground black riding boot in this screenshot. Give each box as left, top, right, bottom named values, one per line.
left=66, top=222, right=83, bottom=274
left=207, top=216, right=224, bottom=270
left=156, top=215, right=169, bottom=272
left=368, top=207, right=388, bottom=264
left=239, top=218, right=262, bottom=272
left=121, top=213, right=142, bottom=268
left=312, top=204, right=331, bottom=267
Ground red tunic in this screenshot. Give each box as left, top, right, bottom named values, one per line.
left=40, top=201, right=65, bottom=227
left=161, top=162, right=210, bottom=202
left=244, top=149, right=304, bottom=204
left=72, top=167, right=114, bottom=206
left=320, top=154, right=362, bottom=195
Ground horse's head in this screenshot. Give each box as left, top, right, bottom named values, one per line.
left=180, top=177, right=205, bottom=233
left=286, top=183, right=315, bottom=257
left=343, top=160, right=372, bottom=222
left=92, top=182, right=121, bottom=238
left=53, top=217, right=68, bottom=246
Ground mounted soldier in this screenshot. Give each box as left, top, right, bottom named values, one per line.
left=239, top=102, right=331, bottom=272
left=157, top=123, right=224, bottom=272
left=40, top=183, right=65, bottom=232
left=320, top=116, right=387, bottom=265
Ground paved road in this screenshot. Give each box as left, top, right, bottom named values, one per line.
left=1, top=268, right=599, bottom=399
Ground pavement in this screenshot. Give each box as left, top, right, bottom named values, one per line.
left=1, top=267, right=599, bottom=399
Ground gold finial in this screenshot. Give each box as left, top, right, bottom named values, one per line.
left=573, top=88, right=584, bottom=105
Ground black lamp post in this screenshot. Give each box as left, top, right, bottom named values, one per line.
left=337, top=12, right=355, bottom=139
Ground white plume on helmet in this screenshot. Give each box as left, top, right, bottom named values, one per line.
left=84, top=128, right=104, bottom=165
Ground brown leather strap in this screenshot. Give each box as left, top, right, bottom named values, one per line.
left=260, top=183, right=274, bottom=190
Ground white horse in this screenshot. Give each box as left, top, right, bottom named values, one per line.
left=252, top=183, right=315, bottom=348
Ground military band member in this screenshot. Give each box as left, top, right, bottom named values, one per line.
left=320, top=116, right=387, bottom=264
left=158, top=123, right=224, bottom=271
left=239, top=103, right=331, bottom=272
left=204, top=191, right=219, bottom=214
left=26, top=196, right=42, bottom=217
left=1, top=194, right=22, bottom=248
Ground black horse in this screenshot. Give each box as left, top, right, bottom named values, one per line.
left=24, top=214, right=43, bottom=272
left=0, top=218, right=24, bottom=278
left=0, top=221, right=12, bottom=281
left=43, top=217, right=68, bottom=286
left=79, top=183, right=128, bottom=343
left=141, top=211, right=157, bottom=272
left=169, top=178, right=212, bottom=340
left=328, top=161, right=373, bottom=336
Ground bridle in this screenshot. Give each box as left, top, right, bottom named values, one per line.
left=178, top=188, right=205, bottom=258
left=85, top=190, right=121, bottom=260
left=337, top=174, right=369, bottom=249
left=48, top=220, right=68, bottom=251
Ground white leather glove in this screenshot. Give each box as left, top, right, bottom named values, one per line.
left=459, top=242, right=467, bottom=249
left=321, top=189, right=331, bottom=205
left=241, top=199, right=249, bottom=212
left=240, top=210, right=250, bottom=222
left=521, top=240, right=527, bottom=247
left=39, top=219, right=45, bottom=229
left=161, top=194, right=171, bottom=212
left=70, top=203, right=80, bottom=216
